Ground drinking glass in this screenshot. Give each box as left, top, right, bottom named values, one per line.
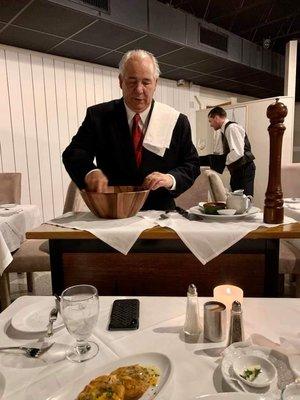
left=197, top=139, right=206, bottom=151
left=61, top=284, right=99, bottom=362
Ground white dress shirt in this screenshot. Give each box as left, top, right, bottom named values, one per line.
left=213, top=118, right=246, bottom=166
left=86, top=102, right=176, bottom=190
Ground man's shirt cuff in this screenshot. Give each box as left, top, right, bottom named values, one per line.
left=85, top=169, right=101, bottom=179
left=167, top=174, right=176, bottom=191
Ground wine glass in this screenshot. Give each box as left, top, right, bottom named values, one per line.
left=61, top=284, right=99, bottom=362
left=197, top=139, right=206, bottom=151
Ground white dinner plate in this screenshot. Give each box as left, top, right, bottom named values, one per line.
left=191, top=206, right=261, bottom=219
left=194, top=394, right=273, bottom=399
left=284, top=198, right=300, bottom=204
left=48, top=352, right=173, bottom=400
left=221, top=342, right=295, bottom=396
left=11, top=300, right=63, bottom=333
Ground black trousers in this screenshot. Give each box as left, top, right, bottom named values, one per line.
left=230, top=161, right=256, bottom=196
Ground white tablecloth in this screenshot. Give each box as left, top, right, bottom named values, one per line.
left=46, top=210, right=296, bottom=265
left=0, top=295, right=299, bottom=399
left=284, top=200, right=300, bottom=249
left=0, top=205, right=41, bottom=275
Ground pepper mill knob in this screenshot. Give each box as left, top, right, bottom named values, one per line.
left=266, top=98, right=288, bottom=123
left=264, top=98, right=288, bottom=224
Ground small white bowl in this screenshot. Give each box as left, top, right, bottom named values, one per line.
left=282, top=382, right=300, bottom=400
left=217, top=209, right=237, bottom=215
left=232, top=355, right=277, bottom=388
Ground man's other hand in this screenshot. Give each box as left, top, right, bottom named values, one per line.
left=143, top=172, right=173, bottom=190
left=85, top=170, right=108, bottom=192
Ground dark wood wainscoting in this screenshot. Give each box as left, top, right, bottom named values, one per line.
left=50, top=238, right=280, bottom=297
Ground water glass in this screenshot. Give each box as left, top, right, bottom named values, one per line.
left=61, top=284, right=99, bottom=362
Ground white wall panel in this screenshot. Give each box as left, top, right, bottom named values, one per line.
left=18, top=52, right=43, bottom=210
left=0, top=44, right=255, bottom=221
left=5, top=50, right=30, bottom=203
left=0, top=49, right=16, bottom=173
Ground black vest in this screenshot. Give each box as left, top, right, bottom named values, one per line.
left=222, top=121, right=255, bottom=173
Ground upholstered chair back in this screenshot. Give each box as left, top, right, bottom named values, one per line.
left=63, top=181, right=89, bottom=213
left=0, top=173, right=21, bottom=204
left=281, top=163, right=300, bottom=197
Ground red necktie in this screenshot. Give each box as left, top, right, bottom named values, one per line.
left=132, top=113, right=143, bottom=167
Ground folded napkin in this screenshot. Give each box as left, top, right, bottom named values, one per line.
left=251, top=333, right=300, bottom=379
left=0, top=207, right=23, bottom=217
left=141, top=211, right=295, bottom=265
left=287, top=204, right=300, bottom=210
left=0, top=233, right=13, bottom=273
left=47, top=212, right=158, bottom=254
left=143, top=101, right=179, bottom=157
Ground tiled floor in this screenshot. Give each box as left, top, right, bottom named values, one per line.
left=8, top=272, right=297, bottom=301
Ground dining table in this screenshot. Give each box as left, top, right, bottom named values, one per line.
left=0, top=204, right=41, bottom=275
left=0, top=295, right=299, bottom=400
left=26, top=210, right=300, bottom=297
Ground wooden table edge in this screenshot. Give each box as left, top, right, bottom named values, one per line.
left=26, top=222, right=300, bottom=240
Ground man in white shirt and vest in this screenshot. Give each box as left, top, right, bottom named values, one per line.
left=207, top=106, right=256, bottom=196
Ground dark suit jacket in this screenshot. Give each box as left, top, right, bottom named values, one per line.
left=62, top=98, right=200, bottom=210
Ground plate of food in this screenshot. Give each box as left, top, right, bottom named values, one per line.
left=11, top=299, right=63, bottom=333
left=192, top=203, right=260, bottom=219
left=48, top=352, right=173, bottom=400
left=221, top=342, right=295, bottom=396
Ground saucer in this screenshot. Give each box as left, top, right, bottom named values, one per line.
left=221, top=342, right=295, bottom=395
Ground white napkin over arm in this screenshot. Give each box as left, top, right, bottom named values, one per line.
left=143, top=101, right=180, bottom=157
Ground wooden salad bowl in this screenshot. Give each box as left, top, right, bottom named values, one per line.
left=80, top=186, right=149, bottom=219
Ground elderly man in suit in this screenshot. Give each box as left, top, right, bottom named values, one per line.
left=63, top=49, right=199, bottom=210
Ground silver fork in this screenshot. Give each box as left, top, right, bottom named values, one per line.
left=0, top=345, right=48, bottom=358
left=46, top=307, right=58, bottom=337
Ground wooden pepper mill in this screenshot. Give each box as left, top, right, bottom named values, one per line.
left=264, top=98, right=288, bottom=224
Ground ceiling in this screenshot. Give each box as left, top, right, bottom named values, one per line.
left=159, top=0, right=300, bottom=97
left=0, top=0, right=298, bottom=99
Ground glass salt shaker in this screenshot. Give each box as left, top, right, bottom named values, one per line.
left=227, top=300, right=244, bottom=346
left=183, top=283, right=202, bottom=336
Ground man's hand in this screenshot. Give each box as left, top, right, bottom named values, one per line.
left=143, top=172, right=173, bottom=190
left=85, top=170, right=108, bottom=192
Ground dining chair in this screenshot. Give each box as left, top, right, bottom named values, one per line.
left=0, top=172, right=21, bottom=204
left=0, top=180, right=87, bottom=310
left=279, top=163, right=300, bottom=296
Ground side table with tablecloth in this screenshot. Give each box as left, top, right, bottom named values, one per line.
left=0, top=205, right=42, bottom=309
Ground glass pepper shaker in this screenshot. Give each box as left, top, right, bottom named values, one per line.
left=227, top=300, right=244, bottom=346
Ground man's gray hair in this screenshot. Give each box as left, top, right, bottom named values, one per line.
left=119, top=49, right=161, bottom=79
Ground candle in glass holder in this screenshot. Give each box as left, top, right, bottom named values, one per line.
left=213, top=284, right=243, bottom=313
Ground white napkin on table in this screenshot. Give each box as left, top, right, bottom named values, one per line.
left=287, top=204, right=300, bottom=210
left=141, top=211, right=295, bottom=265
left=143, top=101, right=179, bottom=157
left=47, top=212, right=158, bottom=255
left=251, top=333, right=300, bottom=379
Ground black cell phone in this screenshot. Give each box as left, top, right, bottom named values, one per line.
left=108, top=299, right=140, bottom=330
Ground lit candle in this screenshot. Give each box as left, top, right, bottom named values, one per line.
left=213, top=284, right=243, bottom=313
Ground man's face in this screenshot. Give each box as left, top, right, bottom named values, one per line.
left=119, top=56, right=157, bottom=113
left=208, top=115, right=223, bottom=131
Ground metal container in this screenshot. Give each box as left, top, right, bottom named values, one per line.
left=203, top=301, right=226, bottom=342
